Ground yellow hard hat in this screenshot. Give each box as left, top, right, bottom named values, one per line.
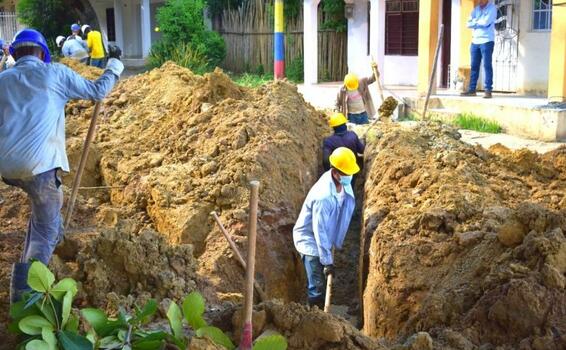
left=329, top=147, right=360, bottom=175
left=328, top=112, right=347, bottom=128
left=344, top=73, right=359, bottom=91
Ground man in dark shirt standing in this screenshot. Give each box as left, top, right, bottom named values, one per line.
left=322, top=112, right=365, bottom=173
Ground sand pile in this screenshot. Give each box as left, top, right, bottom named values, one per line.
left=361, top=122, right=566, bottom=349
left=61, top=60, right=327, bottom=303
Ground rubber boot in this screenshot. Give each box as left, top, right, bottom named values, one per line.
left=10, top=262, right=31, bottom=304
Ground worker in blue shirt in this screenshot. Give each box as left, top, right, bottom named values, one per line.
left=322, top=112, right=364, bottom=173
left=293, top=147, right=360, bottom=308
left=57, top=35, right=89, bottom=63
left=0, top=29, right=123, bottom=303
left=461, top=0, right=497, bottom=99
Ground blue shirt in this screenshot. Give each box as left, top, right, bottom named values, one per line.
left=62, top=38, right=89, bottom=60
left=0, top=56, right=118, bottom=179
left=293, top=170, right=356, bottom=265
left=467, top=2, right=497, bottom=44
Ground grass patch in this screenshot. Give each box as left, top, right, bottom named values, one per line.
left=230, top=73, right=273, bottom=88
left=452, top=113, right=502, bottom=133
left=399, top=112, right=420, bottom=121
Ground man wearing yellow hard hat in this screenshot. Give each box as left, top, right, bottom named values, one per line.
left=336, top=64, right=377, bottom=124
left=323, top=112, right=364, bottom=173
left=293, top=147, right=360, bottom=308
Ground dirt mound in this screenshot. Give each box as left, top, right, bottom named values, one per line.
left=361, top=122, right=566, bottom=348
left=220, top=301, right=386, bottom=350
left=61, top=61, right=326, bottom=303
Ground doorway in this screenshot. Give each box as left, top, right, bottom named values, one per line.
left=440, top=0, right=452, bottom=88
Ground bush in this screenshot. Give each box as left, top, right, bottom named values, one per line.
left=147, top=41, right=210, bottom=74
left=286, top=56, right=303, bottom=83
left=16, top=0, right=80, bottom=47
left=153, top=0, right=226, bottom=71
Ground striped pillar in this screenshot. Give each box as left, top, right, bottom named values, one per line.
left=274, top=0, right=285, bottom=79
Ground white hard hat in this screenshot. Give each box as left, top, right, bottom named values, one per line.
left=56, top=36, right=66, bottom=47
left=81, top=24, right=90, bottom=33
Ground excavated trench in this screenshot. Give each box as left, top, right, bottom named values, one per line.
left=2, top=60, right=566, bottom=350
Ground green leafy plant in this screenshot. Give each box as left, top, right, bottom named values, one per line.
left=152, top=0, right=226, bottom=70
left=10, top=261, right=90, bottom=350
left=166, top=291, right=235, bottom=349
left=10, top=261, right=288, bottom=350
left=230, top=72, right=272, bottom=87
left=147, top=42, right=210, bottom=74
left=16, top=0, right=82, bottom=49
left=452, top=112, right=502, bottom=133
left=286, top=56, right=303, bottom=83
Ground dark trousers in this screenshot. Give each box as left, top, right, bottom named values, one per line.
left=469, top=41, right=495, bottom=92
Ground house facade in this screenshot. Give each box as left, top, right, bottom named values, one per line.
left=303, top=0, right=566, bottom=101
left=86, top=0, right=163, bottom=62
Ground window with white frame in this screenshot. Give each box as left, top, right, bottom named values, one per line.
left=533, top=0, right=552, bottom=31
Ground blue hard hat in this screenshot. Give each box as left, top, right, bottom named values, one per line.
left=9, top=28, right=51, bottom=63
left=71, top=23, right=80, bottom=31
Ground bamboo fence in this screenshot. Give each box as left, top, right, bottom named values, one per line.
left=214, top=0, right=347, bottom=81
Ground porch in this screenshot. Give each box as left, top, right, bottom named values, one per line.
left=298, top=82, right=566, bottom=142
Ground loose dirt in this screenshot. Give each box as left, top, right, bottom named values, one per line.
left=0, top=59, right=330, bottom=346
left=361, top=121, right=566, bottom=349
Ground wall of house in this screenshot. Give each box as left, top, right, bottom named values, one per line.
left=347, top=0, right=372, bottom=77
left=516, top=0, right=551, bottom=95
left=383, top=56, right=419, bottom=85
left=87, top=0, right=163, bottom=58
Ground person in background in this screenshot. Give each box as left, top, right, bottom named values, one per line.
left=322, top=112, right=364, bottom=176
left=0, top=28, right=123, bottom=304
left=461, top=0, right=497, bottom=99
left=82, top=24, right=106, bottom=68
left=57, top=35, right=89, bottom=63
left=0, top=39, right=15, bottom=72
left=336, top=62, right=378, bottom=125
left=69, top=23, right=83, bottom=40
left=293, top=147, right=360, bottom=308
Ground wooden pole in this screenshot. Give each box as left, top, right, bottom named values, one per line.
left=324, top=249, right=334, bottom=313
left=422, top=24, right=444, bottom=120
left=370, top=57, right=385, bottom=104
left=64, top=101, right=102, bottom=230
left=210, top=211, right=267, bottom=302
left=239, top=181, right=260, bottom=350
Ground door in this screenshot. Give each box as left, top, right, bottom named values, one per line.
left=492, top=0, right=519, bottom=92
left=440, top=0, right=452, bottom=88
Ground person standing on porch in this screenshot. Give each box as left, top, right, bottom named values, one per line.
left=461, top=0, right=497, bottom=99
left=336, top=62, right=378, bottom=124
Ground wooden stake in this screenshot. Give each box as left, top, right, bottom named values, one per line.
left=324, top=249, right=335, bottom=313
left=64, top=101, right=102, bottom=230
left=210, top=211, right=267, bottom=302
left=239, top=181, right=260, bottom=350
left=422, top=24, right=444, bottom=120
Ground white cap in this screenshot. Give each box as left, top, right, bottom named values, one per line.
left=56, top=36, right=66, bottom=47
left=81, top=24, right=90, bottom=34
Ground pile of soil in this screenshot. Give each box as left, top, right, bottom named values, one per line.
left=361, top=122, right=566, bottom=349
left=218, top=300, right=386, bottom=350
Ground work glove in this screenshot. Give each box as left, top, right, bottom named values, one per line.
left=323, top=264, right=334, bottom=277
left=105, top=58, right=124, bottom=78
left=107, top=44, right=122, bottom=60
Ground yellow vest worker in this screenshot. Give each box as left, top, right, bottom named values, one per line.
left=82, top=24, right=105, bottom=68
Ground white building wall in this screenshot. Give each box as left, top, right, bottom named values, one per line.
left=347, top=0, right=372, bottom=77
left=383, top=56, right=418, bottom=85
left=516, top=0, right=550, bottom=94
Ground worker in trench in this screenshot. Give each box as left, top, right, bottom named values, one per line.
left=322, top=112, right=365, bottom=185
left=0, top=29, right=124, bottom=304
left=336, top=62, right=378, bottom=125
left=293, top=147, right=360, bottom=308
